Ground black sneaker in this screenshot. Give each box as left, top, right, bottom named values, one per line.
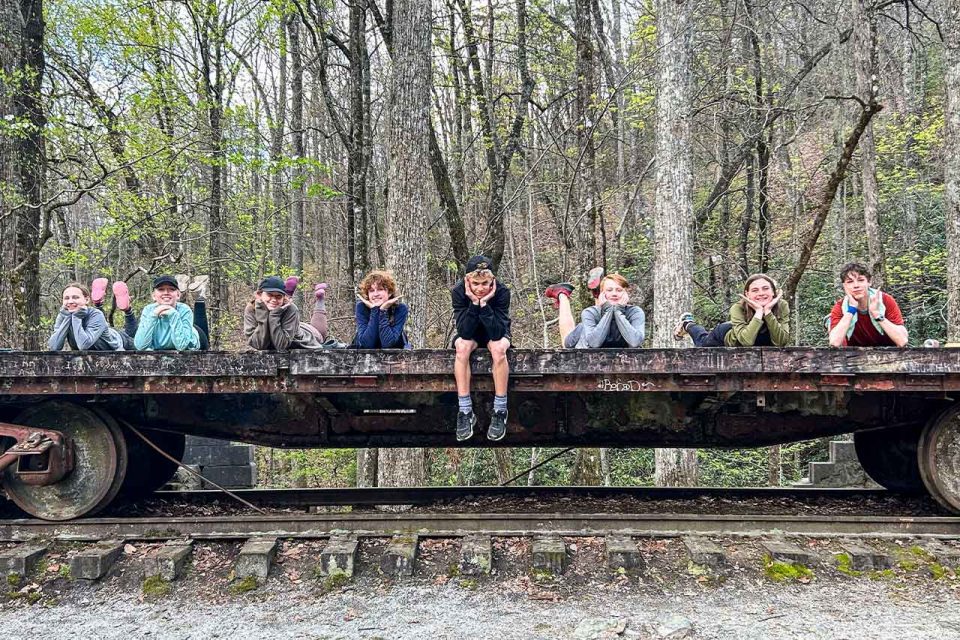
left=487, top=410, right=508, bottom=441
left=456, top=411, right=477, bottom=441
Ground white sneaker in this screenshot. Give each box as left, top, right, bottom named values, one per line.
left=189, top=275, right=209, bottom=300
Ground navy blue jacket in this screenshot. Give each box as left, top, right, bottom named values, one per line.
left=352, top=302, right=411, bottom=349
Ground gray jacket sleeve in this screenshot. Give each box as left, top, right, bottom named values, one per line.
left=70, top=308, right=108, bottom=350
left=613, top=306, right=646, bottom=347
left=47, top=309, right=72, bottom=351
left=577, top=305, right=616, bottom=349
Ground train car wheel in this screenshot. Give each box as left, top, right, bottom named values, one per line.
left=119, top=424, right=185, bottom=498
left=853, top=424, right=925, bottom=491
left=2, top=402, right=128, bottom=520
left=918, top=404, right=960, bottom=513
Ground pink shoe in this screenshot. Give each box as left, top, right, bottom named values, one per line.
left=91, top=278, right=109, bottom=306
left=314, top=283, right=328, bottom=302
left=284, top=276, right=300, bottom=296
left=112, top=281, right=131, bottom=311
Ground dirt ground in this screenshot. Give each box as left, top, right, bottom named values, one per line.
left=1, top=535, right=959, bottom=639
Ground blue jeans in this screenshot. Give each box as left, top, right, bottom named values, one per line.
left=687, top=322, right=732, bottom=347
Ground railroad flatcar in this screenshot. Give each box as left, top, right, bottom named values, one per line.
left=1, top=348, right=959, bottom=520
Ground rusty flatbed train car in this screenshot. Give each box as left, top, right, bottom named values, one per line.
left=1, top=348, right=959, bottom=520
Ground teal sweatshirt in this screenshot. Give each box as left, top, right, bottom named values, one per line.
left=134, top=302, right=200, bottom=351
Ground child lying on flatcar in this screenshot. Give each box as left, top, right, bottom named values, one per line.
left=351, top=269, right=411, bottom=349
left=242, top=276, right=330, bottom=350
left=544, top=270, right=646, bottom=349
left=48, top=280, right=138, bottom=351
left=673, top=273, right=790, bottom=347
left=134, top=274, right=209, bottom=351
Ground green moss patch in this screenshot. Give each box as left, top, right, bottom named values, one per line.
left=318, top=570, right=350, bottom=594
left=142, top=574, right=172, bottom=599
left=834, top=553, right=862, bottom=577
left=763, top=555, right=813, bottom=583
left=230, top=575, right=258, bottom=594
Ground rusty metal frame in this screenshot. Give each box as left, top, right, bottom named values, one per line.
left=1, top=348, right=960, bottom=395
left=0, top=422, right=74, bottom=485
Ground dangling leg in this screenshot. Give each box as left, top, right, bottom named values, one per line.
left=111, top=281, right=138, bottom=337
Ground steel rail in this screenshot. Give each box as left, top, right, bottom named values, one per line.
left=152, top=485, right=903, bottom=507
left=2, top=512, right=958, bottom=542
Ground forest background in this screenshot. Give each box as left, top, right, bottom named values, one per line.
left=2, top=0, right=960, bottom=489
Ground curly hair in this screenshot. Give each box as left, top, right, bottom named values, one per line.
left=839, top=262, right=871, bottom=283
left=359, top=270, right=397, bottom=298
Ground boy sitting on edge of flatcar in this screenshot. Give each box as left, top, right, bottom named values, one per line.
left=451, top=255, right=512, bottom=442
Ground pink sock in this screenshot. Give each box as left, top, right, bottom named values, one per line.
left=314, top=283, right=328, bottom=302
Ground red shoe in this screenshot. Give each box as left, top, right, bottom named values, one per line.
left=91, top=278, right=109, bottom=306
left=112, top=281, right=131, bottom=311
left=543, top=283, right=574, bottom=309
left=587, top=267, right=605, bottom=294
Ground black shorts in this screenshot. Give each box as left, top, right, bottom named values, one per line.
left=451, top=334, right=512, bottom=349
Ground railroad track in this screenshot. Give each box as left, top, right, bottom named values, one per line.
left=2, top=510, right=959, bottom=541
left=151, top=485, right=906, bottom=507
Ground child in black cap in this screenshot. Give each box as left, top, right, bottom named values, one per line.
left=242, top=276, right=329, bottom=349
left=134, top=274, right=209, bottom=350
left=451, top=255, right=512, bottom=441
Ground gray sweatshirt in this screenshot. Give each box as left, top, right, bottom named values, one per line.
left=48, top=307, right=126, bottom=351
left=575, top=303, right=646, bottom=348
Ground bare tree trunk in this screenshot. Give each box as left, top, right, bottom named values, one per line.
left=768, top=445, right=781, bottom=485
left=196, top=2, right=226, bottom=346
left=356, top=448, right=378, bottom=487
left=782, top=103, right=881, bottom=302
left=288, top=15, right=305, bottom=306
left=946, top=5, right=960, bottom=344
left=493, top=450, right=514, bottom=485
left=378, top=0, right=433, bottom=490
left=652, top=0, right=697, bottom=487
left=0, top=0, right=45, bottom=350
left=853, top=0, right=884, bottom=287
left=900, top=23, right=918, bottom=247
left=743, top=0, right=771, bottom=273
left=271, top=20, right=287, bottom=268
left=571, top=448, right=602, bottom=485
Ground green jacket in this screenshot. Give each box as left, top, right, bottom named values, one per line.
left=724, top=299, right=791, bottom=347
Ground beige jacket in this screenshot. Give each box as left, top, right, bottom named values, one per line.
left=243, top=301, right=324, bottom=350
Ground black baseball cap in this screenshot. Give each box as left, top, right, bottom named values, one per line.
left=465, top=255, right=495, bottom=276
left=258, top=276, right=287, bottom=294
left=153, top=274, right=179, bottom=289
